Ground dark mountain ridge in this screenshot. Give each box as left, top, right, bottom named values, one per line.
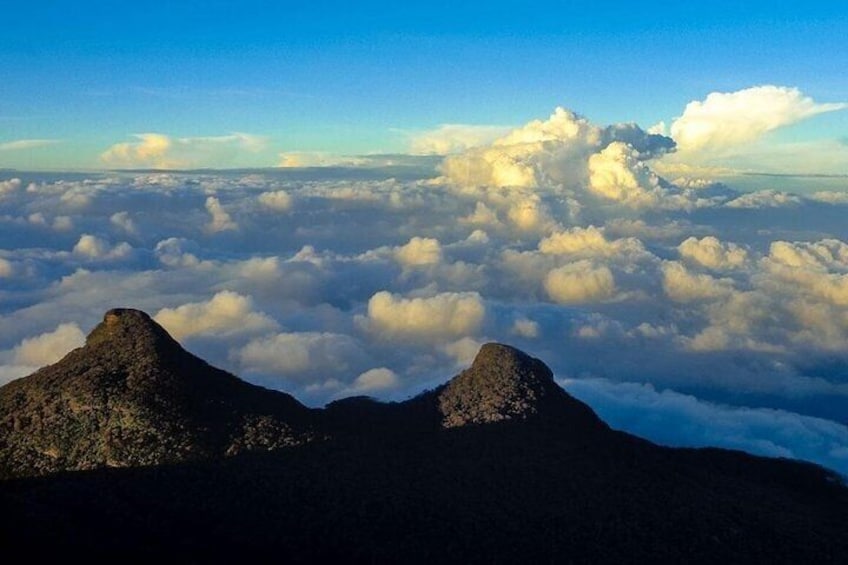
left=1, top=308, right=846, bottom=563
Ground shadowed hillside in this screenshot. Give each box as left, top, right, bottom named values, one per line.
left=1, top=309, right=846, bottom=563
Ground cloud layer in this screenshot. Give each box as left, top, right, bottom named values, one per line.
left=3, top=96, right=848, bottom=474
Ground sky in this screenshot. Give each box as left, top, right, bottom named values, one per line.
left=2, top=2, right=848, bottom=475
left=1, top=1, right=847, bottom=173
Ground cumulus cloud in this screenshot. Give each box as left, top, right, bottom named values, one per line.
left=539, top=225, right=645, bottom=259
left=0, top=258, right=12, bottom=278
left=236, top=331, right=366, bottom=382
left=394, top=237, right=442, bottom=267
left=154, top=291, right=277, bottom=339
left=72, top=234, right=133, bottom=260
left=342, top=367, right=400, bottom=395
left=364, top=291, right=485, bottom=341
left=257, top=190, right=293, bottom=211
left=544, top=261, right=616, bottom=304
left=205, top=196, right=238, bottom=232
left=511, top=318, right=539, bottom=338
left=661, top=261, right=733, bottom=302
left=11, top=323, right=85, bottom=367
left=670, top=85, right=847, bottom=153
left=439, top=107, right=676, bottom=198
left=408, top=124, right=512, bottom=155
left=109, top=211, right=137, bottom=234
left=0, top=178, right=22, bottom=198
left=678, top=236, right=748, bottom=270
left=587, top=142, right=663, bottom=205
left=101, top=132, right=267, bottom=169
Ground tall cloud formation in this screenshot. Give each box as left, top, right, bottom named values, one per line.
left=440, top=107, right=675, bottom=193
left=2, top=90, right=848, bottom=474
left=669, top=85, right=847, bottom=153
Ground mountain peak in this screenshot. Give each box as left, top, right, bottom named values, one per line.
left=436, top=343, right=604, bottom=430
left=85, top=308, right=179, bottom=354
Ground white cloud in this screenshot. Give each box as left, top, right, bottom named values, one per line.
left=661, top=261, right=733, bottom=302
left=11, top=323, right=85, bottom=367
left=539, top=225, right=646, bottom=259
left=563, top=377, right=848, bottom=475
left=72, top=234, right=133, bottom=260
left=236, top=331, right=365, bottom=381
left=678, top=236, right=748, bottom=270
left=544, top=261, right=616, bottom=304
left=511, top=318, right=539, bottom=338
left=0, top=139, right=60, bottom=151
left=587, top=142, right=663, bottom=206
left=257, top=190, right=293, bottom=211
left=408, top=124, right=512, bottom=155
left=110, top=211, right=137, bottom=234
left=154, top=291, right=277, bottom=339
left=364, top=291, right=485, bottom=342
left=343, top=367, right=400, bottom=394
left=0, top=258, right=12, bottom=278
left=101, top=132, right=267, bottom=169
left=0, top=178, right=22, bottom=198
left=725, top=190, right=802, bottom=209
left=670, top=85, right=847, bottom=153
left=394, top=237, right=443, bottom=267
left=205, top=196, right=238, bottom=233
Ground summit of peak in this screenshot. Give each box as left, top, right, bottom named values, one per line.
left=436, top=343, right=605, bottom=431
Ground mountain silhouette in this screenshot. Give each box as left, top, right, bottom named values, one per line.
left=1, top=309, right=847, bottom=563
left=0, top=309, right=316, bottom=478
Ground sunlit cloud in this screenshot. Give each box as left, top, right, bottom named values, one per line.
left=101, top=132, right=268, bottom=169
left=0, top=139, right=61, bottom=151
left=407, top=124, right=512, bottom=155
left=669, top=85, right=847, bottom=153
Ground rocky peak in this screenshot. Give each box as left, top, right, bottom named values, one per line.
left=85, top=308, right=181, bottom=356
left=437, top=343, right=576, bottom=428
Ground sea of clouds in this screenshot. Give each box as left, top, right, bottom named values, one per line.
left=2, top=87, right=848, bottom=474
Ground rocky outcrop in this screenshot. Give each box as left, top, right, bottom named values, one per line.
left=0, top=309, right=315, bottom=478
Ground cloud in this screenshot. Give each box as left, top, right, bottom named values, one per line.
left=0, top=178, right=22, bottom=198
left=101, top=132, right=267, bottom=169
left=0, top=139, right=60, bottom=151
left=257, top=190, right=293, bottom=211
left=539, top=225, right=645, bottom=259
left=72, top=234, right=133, bottom=260
left=205, top=196, right=238, bottom=232
left=670, top=85, right=847, bottom=153
left=440, top=107, right=600, bottom=189
left=563, top=377, right=848, bottom=476
left=363, top=291, right=485, bottom=342
left=236, top=331, right=366, bottom=382
left=110, top=211, right=137, bottom=235
left=511, top=318, right=539, bottom=338
left=408, top=124, right=512, bottom=155
left=0, top=258, right=12, bottom=278
left=439, top=107, right=676, bottom=196
left=154, top=291, right=277, bottom=339
left=587, top=142, right=663, bottom=205
left=544, top=261, right=616, bottom=304
left=342, top=367, right=400, bottom=395
left=661, top=261, right=733, bottom=302
left=11, top=323, right=85, bottom=367
left=394, top=237, right=442, bottom=267
left=678, top=236, right=748, bottom=270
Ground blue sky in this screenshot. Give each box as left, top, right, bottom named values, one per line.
left=1, top=1, right=847, bottom=170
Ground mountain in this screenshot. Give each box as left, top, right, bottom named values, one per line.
left=1, top=309, right=847, bottom=563
left=0, top=309, right=316, bottom=478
